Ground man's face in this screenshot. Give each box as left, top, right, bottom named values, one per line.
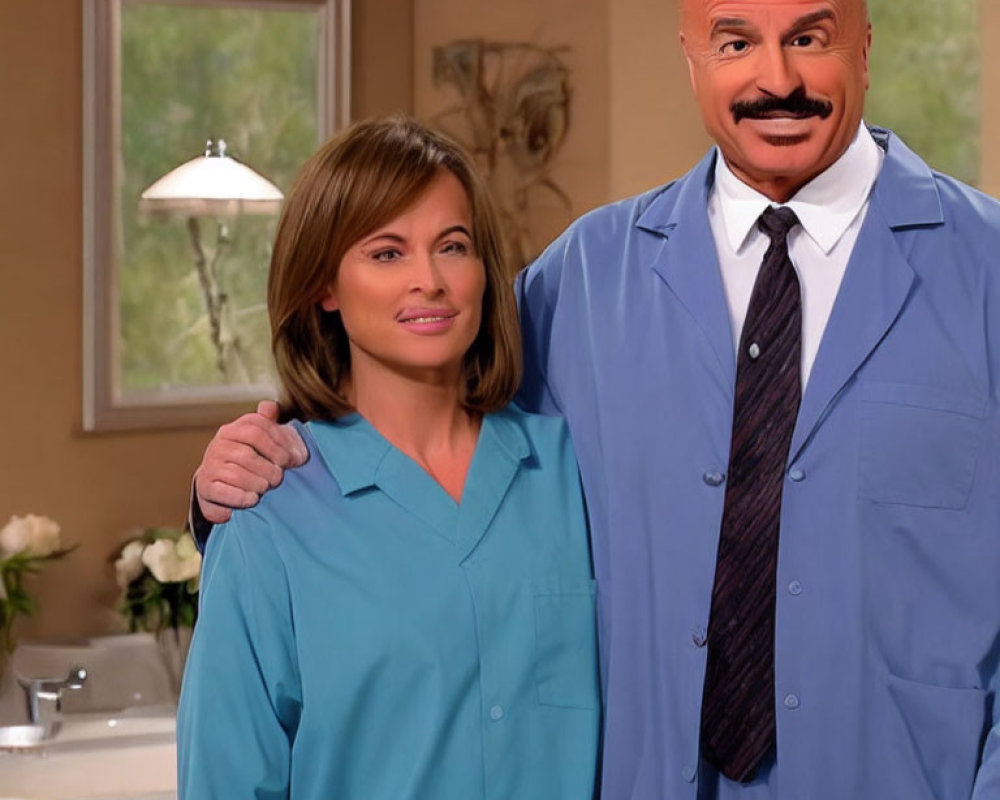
left=680, top=0, right=871, bottom=200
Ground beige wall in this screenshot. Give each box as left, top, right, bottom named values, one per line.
left=981, top=1, right=1000, bottom=198
left=608, top=0, right=710, bottom=199
left=0, top=0, right=414, bottom=641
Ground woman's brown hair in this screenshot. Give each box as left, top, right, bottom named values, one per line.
left=268, top=115, right=521, bottom=421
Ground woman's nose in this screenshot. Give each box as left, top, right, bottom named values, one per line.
left=409, top=251, right=446, bottom=295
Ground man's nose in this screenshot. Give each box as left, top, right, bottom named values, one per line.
left=755, top=44, right=802, bottom=98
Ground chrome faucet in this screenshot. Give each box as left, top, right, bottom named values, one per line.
left=18, top=666, right=88, bottom=724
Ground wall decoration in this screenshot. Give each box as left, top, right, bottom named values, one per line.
left=432, top=39, right=572, bottom=269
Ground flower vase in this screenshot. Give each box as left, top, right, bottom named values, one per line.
left=0, top=647, right=8, bottom=703
left=157, top=626, right=193, bottom=700
left=0, top=647, right=22, bottom=724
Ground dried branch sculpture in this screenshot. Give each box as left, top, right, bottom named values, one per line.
left=432, top=39, right=572, bottom=270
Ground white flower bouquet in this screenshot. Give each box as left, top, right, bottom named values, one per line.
left=0, top=514, right=75, bottom=651
left=114, top=527, right=201, bottom=632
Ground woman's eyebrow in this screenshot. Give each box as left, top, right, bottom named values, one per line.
left=438, top=224, right=473, bottom=239
left=359, top=232, right=405, bottom=247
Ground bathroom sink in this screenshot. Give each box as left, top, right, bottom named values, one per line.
left=0, top=708, right=176, bottom=799
left=0, top=707, right=175, bottom=753
left=0, top=722, right=57, bottom=749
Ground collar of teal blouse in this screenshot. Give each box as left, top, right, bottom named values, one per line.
left=302, top=408, right=532, bottom=498
left=302, top=409, right=533, bottom=553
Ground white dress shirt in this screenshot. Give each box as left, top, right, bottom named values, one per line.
left=707, top=123, right=885, bottom=387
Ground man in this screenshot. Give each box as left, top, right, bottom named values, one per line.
left=193, top=0, right=1000, bottom=796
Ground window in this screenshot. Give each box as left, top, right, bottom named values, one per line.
left=84, top=0, right=350, bottom=430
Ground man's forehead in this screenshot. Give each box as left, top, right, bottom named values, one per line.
left=681, top=0, right=858, bottom=28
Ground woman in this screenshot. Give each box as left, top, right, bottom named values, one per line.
left=177, top=116, right=599, bottom=799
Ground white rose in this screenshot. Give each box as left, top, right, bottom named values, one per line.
left=142, top=535, right=202, bottom=583
left=175, top=533, right=202, bottom=589
left=114, top=540, right=147, bottom=588
left=0, top=514, right=61, bottom=558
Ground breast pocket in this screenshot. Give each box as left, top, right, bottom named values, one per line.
left=858, top=381, right=987, bottom=509
left=533, top=579, right=599, bottom=710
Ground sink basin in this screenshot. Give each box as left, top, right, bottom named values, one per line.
left=0, top=722, right=58, bottom=749
left=0, top=707, right=175, bottom=753
left=0, top=708, right=176, bottom=799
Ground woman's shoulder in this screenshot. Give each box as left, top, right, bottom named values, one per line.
left=249, top=417, right=358, bottom=508
left=201, top=507, right=289, bottom=606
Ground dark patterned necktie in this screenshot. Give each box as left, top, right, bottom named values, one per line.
left=700, top=206, right=802, bottom=782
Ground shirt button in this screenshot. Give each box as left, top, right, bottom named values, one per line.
left=489, top=704, right=504, bottom=721
left=748, top=342, right=761, bottom=360
left=788, top=467, right=805, bottom=482
left=783, top=693, right=800, bottom=710
left=703, top=471, right=725, bottom=487
left=788, top=580, right=803, bottom=596
left=682, top=765, right=696, bottom=783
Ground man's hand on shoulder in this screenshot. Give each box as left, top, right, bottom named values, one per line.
left=194, top=400, right=309, bottom=524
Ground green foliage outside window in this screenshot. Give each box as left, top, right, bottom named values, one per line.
left=866, top=0, right=980, bottom=186
left=119, top=3, right=321, bottom=394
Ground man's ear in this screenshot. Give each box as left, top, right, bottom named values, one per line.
left=679, top=31, right=697, bottom=93
left=319, top=285, right=339, bottom=312
left=862, top=22, right=872, bottom=90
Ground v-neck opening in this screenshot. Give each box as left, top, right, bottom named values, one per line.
left=306, top=409, right=529, bottom=556
left=368, top=415, right=482, bottom=511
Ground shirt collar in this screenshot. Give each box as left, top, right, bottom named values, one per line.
left=301, top=409, right=531, bottom=497
left=713, top=122, right=884, bottom=255
left=301, top=414, right=392, bottom=495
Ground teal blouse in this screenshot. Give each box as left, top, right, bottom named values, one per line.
left=177, top=406, right=600, bottom=799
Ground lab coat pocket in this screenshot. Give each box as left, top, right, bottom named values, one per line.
left=886, top=671, right=987, bottom=800
left=533, top=579, right=599, bottom=710
left=858, top=381, right=986, bottom=509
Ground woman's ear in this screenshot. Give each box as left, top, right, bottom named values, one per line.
left=319, top=285, right=339, bottom=312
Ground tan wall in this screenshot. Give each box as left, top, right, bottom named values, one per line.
left=353, top=0, right=414, bottom=118
left=0, top=0, right=414, bottom=642
left=608, top=0, right=710, bottom=200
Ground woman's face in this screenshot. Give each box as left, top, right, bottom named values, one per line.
left=320, top=170, right=487, bottom=388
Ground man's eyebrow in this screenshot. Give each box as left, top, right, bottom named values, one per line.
left=783, top=9, right=835, bottom=36
left=711, top=17, right=751, bottom=35
left=709, top=9, right=835, bottom=38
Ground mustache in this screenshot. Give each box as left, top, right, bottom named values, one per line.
left=731, top=88, right=833, bottom=123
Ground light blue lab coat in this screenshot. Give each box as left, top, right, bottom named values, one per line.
left=177, top=407, right=599, bottom=800
left=516, top=127, right=1000, bottom=800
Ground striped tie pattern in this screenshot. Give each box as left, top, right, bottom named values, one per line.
left=700, top=206, right=802, bottom=782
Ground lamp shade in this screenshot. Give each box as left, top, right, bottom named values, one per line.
left=139, top=139, right=284, bottom=217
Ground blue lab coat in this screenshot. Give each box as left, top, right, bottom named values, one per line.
left=517, top=127, right=1000, bottom=800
